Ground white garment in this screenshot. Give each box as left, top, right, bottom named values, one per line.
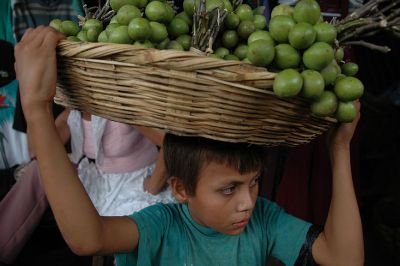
left=67, top=110, right=175, bottom=216
left=78, top=158, right=175, bottom=216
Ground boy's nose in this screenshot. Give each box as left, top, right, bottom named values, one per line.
left=237, top=189, right=254, bottom=212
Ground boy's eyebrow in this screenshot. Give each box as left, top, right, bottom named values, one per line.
left=219, top=173, right=261, bottom=187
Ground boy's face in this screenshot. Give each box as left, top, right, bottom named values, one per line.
left=186, top=162, right=260, bottom=235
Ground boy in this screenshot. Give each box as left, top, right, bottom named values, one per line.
left=15, top=26, right=364, bottom=265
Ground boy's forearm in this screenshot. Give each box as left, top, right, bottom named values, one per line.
left=27, top=110, right=104, bottom=254
left=317, top=147, right=364, bottom=265
left=55, top=109, right=71, bottom=145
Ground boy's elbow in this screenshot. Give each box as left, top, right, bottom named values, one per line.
left=66, top=238, right=103, bottom=256
left=334, top=248, right=364, bottom=266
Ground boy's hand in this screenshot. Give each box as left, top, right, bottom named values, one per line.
left=328, top=100, right=361, bottom=151
left=14, top=26, right=65, bottom=122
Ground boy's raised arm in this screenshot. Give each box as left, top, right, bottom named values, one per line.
left=312, top=101, right=364, bottom=265
left=15, top=26, right=139, bottom=255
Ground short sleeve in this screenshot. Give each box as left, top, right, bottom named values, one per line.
left=115, top=204, right=174, bottom=266
left=262, top=200, right=312, bottom=266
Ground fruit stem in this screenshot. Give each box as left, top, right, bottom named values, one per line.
left=191, top=0, right=227, bottom=52
left=341, top=40, right=391, bottom=53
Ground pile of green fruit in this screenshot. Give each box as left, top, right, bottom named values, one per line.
left=50, top=0, right=364, bottom=123
left=207, top=0, right=363, bottom=123
left=50, top=0, right=193, bottom=50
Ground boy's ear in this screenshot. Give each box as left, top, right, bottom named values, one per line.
left=170, top=176, right=188, bottom=203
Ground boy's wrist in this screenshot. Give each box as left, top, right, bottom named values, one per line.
left=330, top=143, right=351, bottom=159
left=24, top=102, right=53, bottom=124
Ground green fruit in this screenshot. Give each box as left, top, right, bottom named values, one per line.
left=247, top=39, right=275, bottom=67
left=335, top=74, right=346, bottom=84
left=106, top=24, right=120, bottom=35
left=225, top=13, right=240, bottom=29
left=335, top=101, right=357, bottom=123
left=110, top=0, right=139, bottom=11
left=77, top=31, right=88, bottom=41
left=176, top=11, right=193, bottom=27
left=176, top=34, right=192, bottom=50
left=208, top=53, right=221, bottom=59
left=60, top=20, right=79, bottom=36
left=273, top=69, right=303, bottom=97
left=271, top=4, right=294, bottom=17
left=214, top=47, right=230, bottom=58
left=237, top=20, right=256, bottom=39
left=145, top=1, right=168, bottom=22
left=269, top=15, right=295, bottom=43
left=149, top=21, right=168, bottom=43
left=49, top=19, right=62, bottom=31
left=87, top=27, right=101, bottom=42
left=303, top=42, right=334, bottom=70
left=335, top=47, right=344, bottom=62
left=293, top=0, right=321, bottom=25
left=156, top=37, right=170, bottom=49
left=235, top=4, right=253, bottom=22
left=136, top=0, right=149, bottom=8
left=341, top=62, right=359, bottom=76
left=116, top=5, right=141, bottom=25
left=98, top=31, right=108, bottom=42
left=320, top=60, right=341, bottom=85
left=334, top=76, right=364, bottom=101
left=301, top=69, right=325, bottom=99
left=253, top=15, right=267, bottom=30
left=222, top=30, right=239, bottom=49
left=224, top=54, right=240, bottom=60
left=83, top=19, right=103, bottom=31
left=164, top=3, right=175, bottom=23
left=222, top=0, right=233, bottom=12
left=274, top=43, right=301, bottom=69
left=183, top=0, right=199, bottom=17
left=67, top=36, right=80, bottom=42
left=206, top=0, right=225, bottom=11
left=233, top=44, right=248, bottom=60
left=247, top=30, right=274, bottom=46
left=288, top=22, right=316, bottom=50
left=167, top=40, right=184, bottom=50
left=168, top=18, right=189, bottom=38
left=108, top=25, right=132, bottom=44
left=109, top=16, right=119, bottom=24
left=253, top=6, right=266, bottom=15
left=310, top=90, right=338, bottom=116
left=313, top=22, right=337, bottom=44
left=128, top=17, right=151, bottom=41
left=133, top=40, right=154, bottom=48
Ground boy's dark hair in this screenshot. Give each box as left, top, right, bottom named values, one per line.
left=163, top=133, right=267, bottom=196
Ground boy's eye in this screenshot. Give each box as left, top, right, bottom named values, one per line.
left=250, top=176, right=260, bottom=187
left=221, top=186, right=235, bottom=195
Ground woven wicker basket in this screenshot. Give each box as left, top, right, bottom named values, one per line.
left=55, top=40, right=335, bottom=146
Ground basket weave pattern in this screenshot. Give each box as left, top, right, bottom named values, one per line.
left=55, top=40, right=335, bottom=146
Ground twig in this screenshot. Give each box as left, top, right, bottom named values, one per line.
left=342, top=40, right=392, bottom=52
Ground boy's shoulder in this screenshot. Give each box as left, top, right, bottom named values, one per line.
left=128, top=202, right=185, bottom=226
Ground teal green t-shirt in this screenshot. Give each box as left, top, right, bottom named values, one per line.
left=115, top=197, right=311, bottom=266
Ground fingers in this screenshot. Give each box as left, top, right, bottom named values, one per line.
left=20, top=27, right=35, bottom=43
left=27, top=26, right=49, bottom=48
left=42, top=28, right=65, bottom=49
left=18, top=26, right=64, bottom=51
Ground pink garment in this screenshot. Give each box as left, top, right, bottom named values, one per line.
left=0, top=160, right=48, bottom=263
left=86, top=121, right=158, bottom=174
left=82, top=119, right=96, bottom=159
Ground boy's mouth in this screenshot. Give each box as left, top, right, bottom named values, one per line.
left=233, top=219, right=249, bottom=228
